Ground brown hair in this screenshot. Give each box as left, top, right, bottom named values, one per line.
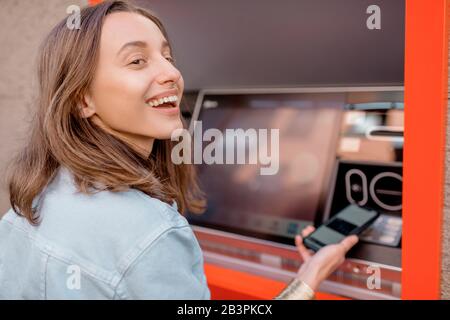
left=8, top=0, right=205, bottom=225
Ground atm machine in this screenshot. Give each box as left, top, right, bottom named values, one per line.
left=186, top=87, right=404, bottom=300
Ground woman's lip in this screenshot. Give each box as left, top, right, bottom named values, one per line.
left=150, top=103, right=180, bottom=115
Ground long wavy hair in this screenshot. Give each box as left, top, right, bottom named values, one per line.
left=8, top=0, right=205, bottom=225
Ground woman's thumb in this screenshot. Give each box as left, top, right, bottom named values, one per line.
left=339, top=235, right=359, bottom=252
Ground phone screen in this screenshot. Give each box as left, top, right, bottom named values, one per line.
left=304, top=205, right=379, bottom=250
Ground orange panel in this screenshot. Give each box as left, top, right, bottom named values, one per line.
left=88, top=0, right=103, bottom=5
left=204, top=263, right=347, bottom=300
left=402, top=0, right=448, bottom=299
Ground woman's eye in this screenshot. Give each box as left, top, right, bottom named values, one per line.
left=165, top=56, right=175, bottom=63
left=129, top=58, right=146, bottom=66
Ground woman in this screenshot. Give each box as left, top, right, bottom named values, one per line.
left=0, top=0, right=358, bottom=299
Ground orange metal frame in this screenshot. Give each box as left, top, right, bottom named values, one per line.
left=204, top=264, right=346, bottom=300
left=402, top=0, right=448, bottom=299
left=88, top=0, right=448, bottom=299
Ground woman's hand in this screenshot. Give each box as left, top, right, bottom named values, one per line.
left=295, top=225, right=359, bottom=291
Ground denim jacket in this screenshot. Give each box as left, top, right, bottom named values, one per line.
left=0, top=167, right=210, bottom=299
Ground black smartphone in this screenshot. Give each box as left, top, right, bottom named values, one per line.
left=303, top=204, right=379, bottom=252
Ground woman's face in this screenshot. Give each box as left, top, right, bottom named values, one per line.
left=84, top=12, right=184, bottom=154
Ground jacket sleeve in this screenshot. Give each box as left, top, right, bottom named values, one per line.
left=113, top=224, right=211, bottom=300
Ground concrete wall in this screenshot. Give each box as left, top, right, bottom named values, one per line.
left=441, top=31, right=450, bottom=299
left=0, top=0, right=87, bottom=215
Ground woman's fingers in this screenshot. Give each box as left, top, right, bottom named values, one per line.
left=295, top=234, right=312, bottom=262
left=301, top=225, right=315, bottom=238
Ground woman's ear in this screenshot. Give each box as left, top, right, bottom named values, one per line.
left=79, top=92, right=96, bottom=118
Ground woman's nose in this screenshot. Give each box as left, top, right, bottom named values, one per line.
left=155, top=59, right=182, bottom=85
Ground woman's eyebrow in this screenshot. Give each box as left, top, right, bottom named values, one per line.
left=116, top=40, right=171, bottom=57
left=116, top=40, right=147, bottom=56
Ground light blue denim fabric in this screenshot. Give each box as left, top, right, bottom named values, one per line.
left=0, top=167, right=210, bottom=299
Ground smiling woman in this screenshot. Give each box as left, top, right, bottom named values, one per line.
left=0, top=0, right=208, bottom=299
left=8, top=1, right=205, bottom=224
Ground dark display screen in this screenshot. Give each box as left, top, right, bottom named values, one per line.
left=186, top=92, right=344, bottom=244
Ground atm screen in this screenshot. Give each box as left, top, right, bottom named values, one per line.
left=186, top=92, right=344, bottom=245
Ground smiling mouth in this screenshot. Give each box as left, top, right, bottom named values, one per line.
left=151, top=102, right=176, bottom=109
left=146, top=95, right=178, bottom=109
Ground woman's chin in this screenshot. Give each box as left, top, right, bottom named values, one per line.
left=154, top=119, right=184, bottom=140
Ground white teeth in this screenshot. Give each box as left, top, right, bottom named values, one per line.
left=147, top=95, right=178, bottom=107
